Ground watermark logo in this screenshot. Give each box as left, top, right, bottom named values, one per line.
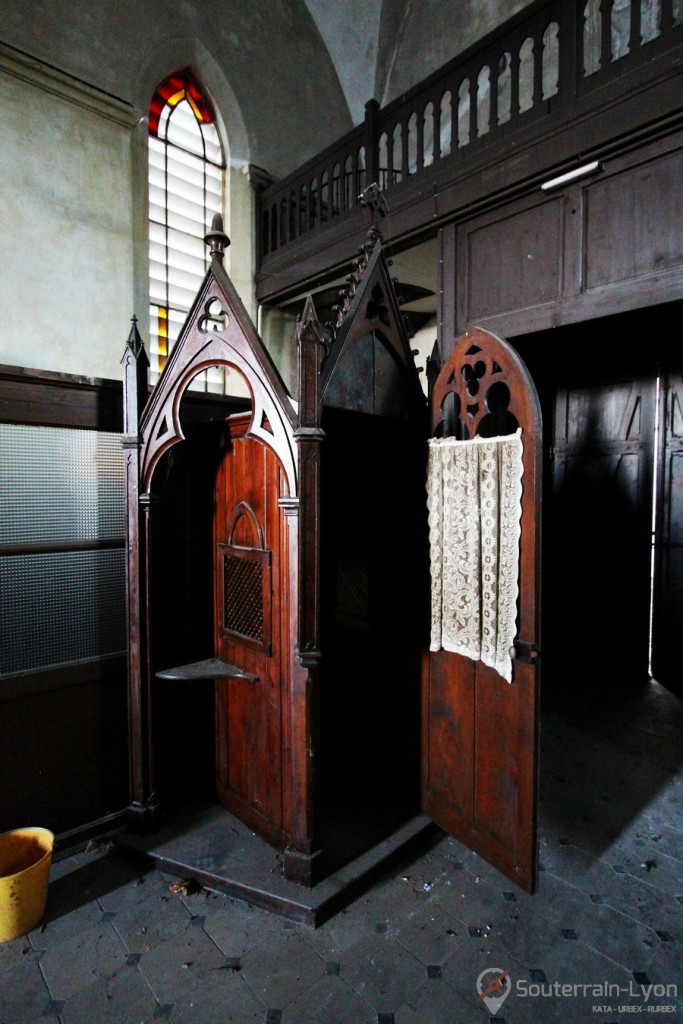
left=476, top=967, right=512, bottom=1015
left=474, top=968, right=678, bottom=1015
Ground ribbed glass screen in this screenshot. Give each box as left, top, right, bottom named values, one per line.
left=0, top=425, right=126, bottom=675
left=0, top=550, right=126, bottom=674
left=0, top=426, right=124, bottom=545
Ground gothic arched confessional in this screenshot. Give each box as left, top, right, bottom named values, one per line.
left=122, top=212, right=428, bottom=886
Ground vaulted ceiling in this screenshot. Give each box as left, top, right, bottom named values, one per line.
left=303, top=0, right=531, bottom=122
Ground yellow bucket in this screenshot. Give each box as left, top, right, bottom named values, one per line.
left=0, top=827, right=54, bottom=942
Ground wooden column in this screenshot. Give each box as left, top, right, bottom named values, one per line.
left=283, top=297, right=325, bottom=885
left=363, top=100, right=380, bottom=191
left=121, top=318, right=159, bottom=831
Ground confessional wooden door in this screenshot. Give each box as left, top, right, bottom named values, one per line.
left=422, top=327, right=541, bottom=893
left=213, top=415, right=288, bottom=848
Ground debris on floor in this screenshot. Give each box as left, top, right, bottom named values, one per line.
left=168, top=877, right=202, bottom=896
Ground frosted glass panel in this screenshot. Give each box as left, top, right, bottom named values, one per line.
left=0, top=425, right=126, bottom=675
left=0, top=426, right=125, bottom=545
left=0, top=550, right=126, bottom=673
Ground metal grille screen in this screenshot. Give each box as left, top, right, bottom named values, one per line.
left=0, top=425, right=126, bottom=674
left=223, top=555, right=264, bottom=643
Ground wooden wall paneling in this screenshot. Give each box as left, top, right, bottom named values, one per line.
left=545, top=352, right=657, bottom=695
left=456, top=191, right=565, bottom=335
left=438, top=223, right=457, bottom=360
left=0, top=668, right=129, bottom=837
left=453, top=134, right=683, bottom=340
left=560, top=179, right=584, bottom=304
left=0, top=366, right=123, bottom=431
left=582, top=142, right=683, bottom=293
left=0, top=656, right=128, bottom=833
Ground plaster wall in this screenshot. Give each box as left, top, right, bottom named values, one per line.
left=0, top=60, right=135, bottom=380
left=375, top=0, right=531, bottom=106
left=0, top=0, right=352, bottom=179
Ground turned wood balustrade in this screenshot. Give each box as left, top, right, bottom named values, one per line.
left=257, top=0, right=682, bottom=301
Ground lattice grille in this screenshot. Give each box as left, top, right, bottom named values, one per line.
left=223, top=555, right=264, bottom=643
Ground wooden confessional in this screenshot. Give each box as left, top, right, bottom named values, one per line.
left=123, top=210, right=542, bottom=891
left=123, top=214, right=428, bottom=885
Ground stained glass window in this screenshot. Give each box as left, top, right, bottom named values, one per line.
left=148, top=71, right=225, bottom=392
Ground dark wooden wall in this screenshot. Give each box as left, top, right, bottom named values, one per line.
left=318, top=406, right=427, bottom=872
left=511, top=304, right=682, bottom=701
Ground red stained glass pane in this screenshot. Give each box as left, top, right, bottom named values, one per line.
left=149, top=70, right=214, bottom=136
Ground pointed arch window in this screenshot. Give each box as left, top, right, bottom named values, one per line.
left=148, top=71, right=225, bottom=391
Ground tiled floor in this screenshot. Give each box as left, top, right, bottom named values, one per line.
left=1, top=679, right=681, bottom=1023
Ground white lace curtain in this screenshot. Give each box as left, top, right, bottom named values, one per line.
left=427, top=428, right=524, bottom=683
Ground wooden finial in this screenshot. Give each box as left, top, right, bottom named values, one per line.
left=204, top=212, right=231, bottom=261
left=299, top=294, right=318, bottom=326
left=359, top=182, right=388, bottom=231
left=121, top=314, right=148, bottom=367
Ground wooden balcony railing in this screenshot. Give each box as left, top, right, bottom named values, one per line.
left=258, top=0, right=682, bottom=287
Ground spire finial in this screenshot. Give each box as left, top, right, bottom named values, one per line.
left=204, top=212, right=231, bottom=261
left=300, top=294, right=318, bottom=326
left=121, top=313, right=147, bottom=364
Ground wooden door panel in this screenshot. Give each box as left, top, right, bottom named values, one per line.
left=424, top=659, right=537, bottom=885
left=563, top=381, right=641, bottom=444
left=652, top=372, right=683, bottom=689
left=214, top=429, right=286, bottom=846
left=422, top=650, right=475, bottom=820
left=423, top=327, right=541, bottom=892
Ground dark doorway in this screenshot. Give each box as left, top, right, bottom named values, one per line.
left=512, top=300, right=683, bottom=854
left=521, top=325, right=655, bottom=702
